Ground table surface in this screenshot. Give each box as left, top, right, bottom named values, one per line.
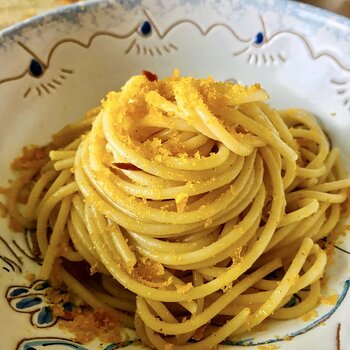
left=0, top=0, right=349, bottom=30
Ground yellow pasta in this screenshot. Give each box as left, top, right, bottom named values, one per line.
left=3, top=71, right=350, bottom=349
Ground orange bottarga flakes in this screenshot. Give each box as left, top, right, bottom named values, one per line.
left=8, top=216, right=23, bottom=232
left=325, top=243, right=335, bottom=264
left=60, top=308, right=122, bottom=344
left=0, top=201, right=8, bottom=217
left=11, top=145, right=49, bottom=171
left=320, top=294, right=338, bottom=306
left=175, top=282, right=193, bottom=294
left=302, top=309, right=318, bottom=321
left=258, top=345, right=279, bottom=350
left=131, top=256, right=172, bottom=288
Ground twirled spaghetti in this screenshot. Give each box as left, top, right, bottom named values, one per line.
left=3, top=71, right=350, bottom=348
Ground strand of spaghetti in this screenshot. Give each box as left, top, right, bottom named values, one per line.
left=194, top=217, right=260, bottom=273
left=128, top=111, right=197, bottom=133
left=107, top=220, right=137, bottom=271
left=103, top=214, right=200, bottom=314
left=86, top=192, right=285, bottom=303
left=115, top=168, right=182, bottom=188
left=36, top=169, right=72, bottom=216
left=334, top=155, right=348, bottom=179
left=106, top=154, right=243, bottom=200
left=220, top=107, right=298, bottom=161
left=167, top=272, right=206, bottom=345
left=24, top=170, right=57, bottom=220
left=134, top=313, right=153, bottom=348
left=69, top=201, right=105, bottom=266
left=257, top=102, right=298, bottom=151
left=138, top=189, right=260, bottom=271
left=37, top=182, right=78, bottom=254
left=196, top=159, right=259, bottom=229
left=318, top=203, right=340, bottom=238
left=145, top=90, right=266, bottom=147
left=51, top=116, right=94, bottom=149
left=188, top=151, right=258, bottom=214
left=64, top=136, right=83, bottom=150
left=272, top=213, right=325, bottom=251
left=278, top=198, right=319, bottom=227
left=75, top=155, right=202, bottom=236
left=60, top=242, right=83, bottom=262
left=282, top=158, right=297, bottom=189
left=286, top=190, right=347, bottom=203
left=59, top=267, right=134, bottom=328
left=291, top=128, right=329, bottom=178
left=236, top=237, right=314, bottom=333
left=266, top=203, right=328, bottom=252
left=102, top=275, right=136, bottom=301
left=289, top=246, right=327, bottom=293
left=144, top=307, right=250, bottom=350
left=253, top=279, right=279, bottom=290
left=49, top=150, right=76, bottom=160
left=280, top=109, right=325, bottom=135
left=149, top=142, right=232, bottom=171
left=309, top=179, right=350, bottom=192
left=239, top=103, right=279, bottom=132
left=6, top=168, right=38, bottom=228
left=84, top=136, right=257, bottom=224
left=84, top=151, right=276, bottom=301
left=175, top=81, right=253, bottom=156
left=132, top=186, right=265, bottom=265
left=136, top=258, right=280, bottom=335
left=91, top=289, right=136, bottom=312
left=226, top=290, right=273, bottom=305
left=53, top=157, right=75, bottom=171
left=318, top=147, right=340, bottom=183
left=145, top=299, right=178, bottom=323
left=68, top=213, right=101, bottom=268
left=40, top=195, right=72, bottom=279
left=128, top=228, right=218, bottom=254
left=181, top=134, right=211, bottom=149
left=271, top=280, right=320, bottom=319
left=102, top=118, right=234, bottom=182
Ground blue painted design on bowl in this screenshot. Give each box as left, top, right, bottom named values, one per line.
left=33, top=281, right=50, bottom=290
left=37, top=306, right=53, bottom=325
left=9, top=288, right=29, bottom=297
left=16, top=296, right=42, bottom=309
left=62, top=301, right=74, bottom=312
left=21, top=339, right=89, bottom=349
left=254, top=32, right=264, bottom=45
left=29, top=59, right=44, bottom=78
left=18, top=338, right=134, bottom=350
left=140, top=21, right=152, bottom=36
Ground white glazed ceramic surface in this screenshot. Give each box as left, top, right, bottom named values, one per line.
left=0, top=1, right=349, bottom=349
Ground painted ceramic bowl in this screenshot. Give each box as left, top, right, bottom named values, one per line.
left=0, top=1, right=349, bottom=349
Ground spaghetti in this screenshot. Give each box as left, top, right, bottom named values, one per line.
left=3, top=71, right=350, bottom=348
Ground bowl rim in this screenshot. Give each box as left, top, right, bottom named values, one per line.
left=0, top=0, right=349, bottom=43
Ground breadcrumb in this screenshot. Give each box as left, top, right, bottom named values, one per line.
left=320, top=294, right=338, bottom=305
left=175, top=282, right=193, bottom=294
left=11, top=145, right=48, bottom=171
left=60, top=308, right=121, bottom=344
